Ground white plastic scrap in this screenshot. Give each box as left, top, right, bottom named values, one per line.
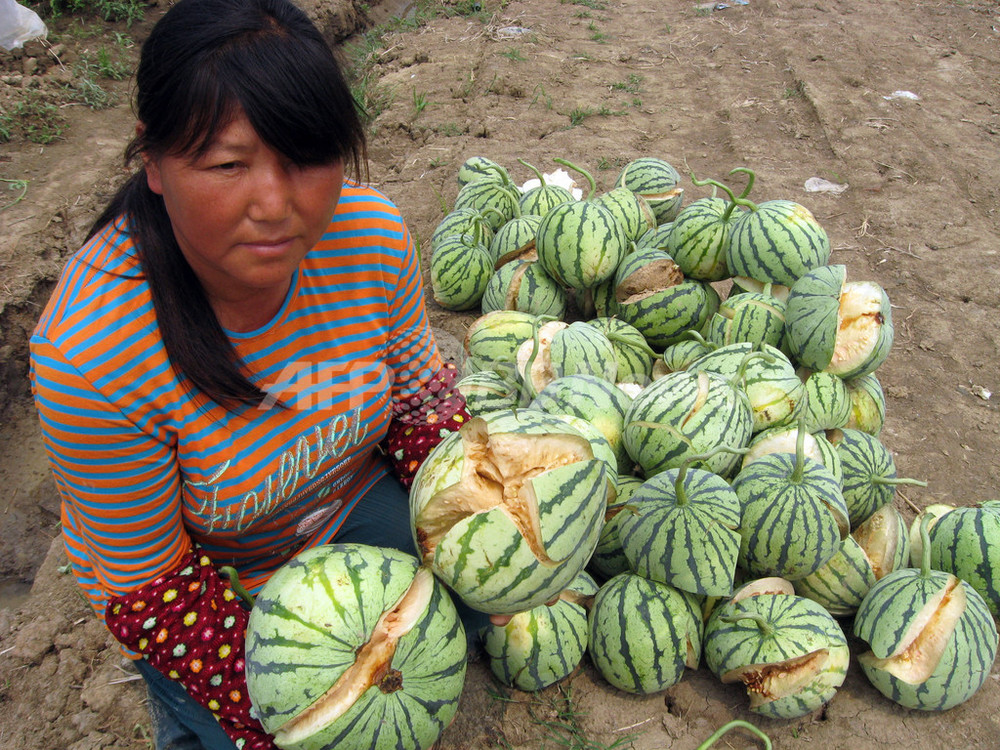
left=0, top=0, right=47, bottom=51
left=520, top=168, right=584, bottom=200
left=804, top=177, right=849, bottom=195
left=495, top=26, right=532, bottom=39
left=883, top=90, right=921, bottom=101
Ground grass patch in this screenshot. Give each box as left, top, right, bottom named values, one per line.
left=562, top=0, right=609, bottom=10
left=8, top=91, right=66, bottom=144
left=500, top=47, right=526, bottom=62
left=610, top=74, right=643, bottom=94
left=33, top=0, right=146, bottom=24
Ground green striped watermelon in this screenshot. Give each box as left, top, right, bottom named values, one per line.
left=535, top=197, right=627, bottom=293
left=726, top=198, right=830, bottom=287
left=488, top=214, right=542, bottom=266
left=706, top=290, right=787, bottom=350
left=927, top=501, right=1000, bottom=617
left=586, top=317, right=657, bottom=386
left=733, top=424, right=850, bottom=580
left=456, top=370, right=523, bottom=415
left=429, top=235, right=493, bottom=311
left=457, top=155, right=508, bottom=188
left=615, top=157, right=685, bottom=224
left=589, top=475, right=644, bottom=580
left=688, top=342, right=804, bottom=433
left=594, top=186, right=657, bottom=243
left=623, top=369, right=754, bottom=478
left=784, top=265, right=894, bottom=378
left=430, top=207, right=493, bottom=254
left=244, top=544, right=466, bottom=750
left=480, top=258, right=567, bottom=319
left=704, top=584, right=849, bottom=719
left=616, top=460, right=742, bottom=596
left=614, top=248, right=721, bottom=350
left=909, top=503, right=957, bottom=568
left=588, top=573, right=702, bottom=694
left=516, top=320, right=618, bottom=397
left=529, top=374, right=633, bottom=474
left=517, top=158, right=577, bottom=217
left=798, top=369, right=852, bottom=431
left=483, top=571, right=597, bottom=691
left=657, top=335, right=715, bottom=376
left=409, top=411, right=612, bottom=615
left=844, top=372, right=886, bottom=435
left=454, top=173, right=520, bottom=231
left=635, top=221, right=675, bottom=254
left=828, top=427, right=926, bottom=528
left=854, top=517, right=999, bottom=711
left=462, top=309, right=539, bottom=379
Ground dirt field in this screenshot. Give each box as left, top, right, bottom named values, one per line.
left=1, top=0, right=999, bottom=748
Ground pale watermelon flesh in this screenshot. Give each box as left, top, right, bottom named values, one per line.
left=829, top=281, right=887, bottom=375
left=414, top=418, right=593, bottom=565
left=859, top=575, right=966, bottom=684
left=722, top=647, right=842, bottom=710
left=615, top=257, right=684, bottom=304
left=272, top=567, right=436, bottom=747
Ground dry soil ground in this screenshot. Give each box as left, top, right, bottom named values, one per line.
left=1, top=0, right=999, bottom=748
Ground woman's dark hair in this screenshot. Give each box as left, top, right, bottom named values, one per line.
left=89, top=0, right=368, bottom=409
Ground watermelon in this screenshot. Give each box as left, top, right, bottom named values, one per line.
left=784, top=264, right=893, bottom=378
left=586, top=317, right=657, bottom=386
left=615, top=157, right=685, bottom=224
left=927, top=501, right=1000, bottom=617
left=453, top=169, right=520, bottom=231
left=614, top=248, right=721, bottom=350
left=733, top=422, right=850, bottom=580
left=828, top=427, right=926, bottom=528
left=457, top=155, right=508, bottom=188
left=409, top=411, right=612, bottom=615
left=488, top=214, right=542, bottom=266
left=456, top=370, right=523, bottom=415
left=742, top=425, right=843, bottom=486
left=462, top=310, right=539, bottom=379
left=588, top=573, right=702, bottom=694
left=517, top=158, right=576, bottom=217
left=616, top=455, right=742, bottom=596
left=516, top=320, right=618, bottom=397
left=854, top=517, right=999, bottom=711
left=594, top=185, right=657, bottom=243
left=429, top=234, right=493, bottom=311
left=726, top=197, right=830, bottom=287
left=430, top=207, right=493, bottom=254
left=482, top=571, right=597, bottom=691
left=480, top=258, right=567, bottom=319
left=704, top=582, right=850, bottom=719
left=244, top=544, right=466, bottom=750
left=529, top=374, right=633, bottom=474
left=843, top=372, right=887, bottom=436
left=706, top=289, right=787, bottom=351
left=798, top=369, right=852, bottom=431
left=623, top=369, right=754, bottom=479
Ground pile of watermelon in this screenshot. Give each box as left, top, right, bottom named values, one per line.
left=237, top=156, right=999, bottom=750
left=426, top=155, right=999, bottom=716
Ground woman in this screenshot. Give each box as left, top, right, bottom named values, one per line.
left=29, top=0, right=471, bottom=747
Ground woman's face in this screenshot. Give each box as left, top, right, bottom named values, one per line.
left=143, top=111, right=344, bottom=327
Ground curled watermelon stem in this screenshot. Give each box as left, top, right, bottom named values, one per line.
left=696, top=719, right=772, bottom=750
left=697, top=719, right=771, bottom=750
left=518, top=158, right=546, bottom=185
left=604, top=331, right=659, bottom=359
left=728, top=167, right=756, bottom=199
left=676, top=446, right=748, bottom=507
left=219, top=566, right=255, bottom=608
left=552, top=157, right=596, bottom=202
left=871, top=476, right=928, bottom=488
left=918, top=512, right=934, bottom=578
left=730, top=349, right=775, bottom=391
left=719, top=610, right=777, bottom=638
left=690, top=173, right=741, bottom=222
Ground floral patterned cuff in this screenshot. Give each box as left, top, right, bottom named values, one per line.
left=383, top=361, right=470, bottom=488
left=105, top=549, right=275, bottom=749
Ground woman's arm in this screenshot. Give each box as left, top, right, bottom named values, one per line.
left=30, top=337, right=275, bottom=747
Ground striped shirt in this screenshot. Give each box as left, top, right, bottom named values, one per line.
left=29, top=181, right=441, bottom=619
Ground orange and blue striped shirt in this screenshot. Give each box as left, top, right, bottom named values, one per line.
left=29, top=181, right=441, bottom=619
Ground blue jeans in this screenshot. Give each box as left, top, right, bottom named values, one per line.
left=138, top=471, right=488, bottom=749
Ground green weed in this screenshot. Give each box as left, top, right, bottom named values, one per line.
left=500, top=47, right=526, bottom=62
left=12, top=92, right=65, bottom=144
left=563, top=0, right=609, bottom=10
left=412, top=88, right=430, bottom=115
left=783, top=80, right=806, bottom=98
left=38, top=0, right=146, bottom=24
left=530, top=84, right=554, bottom=110
left=610, top=73, right=643, bottom=93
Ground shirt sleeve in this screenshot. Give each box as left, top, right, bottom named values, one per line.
left=29, top=334, right=192, bottom=618
left=383, top=216, right=443, bottom=399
